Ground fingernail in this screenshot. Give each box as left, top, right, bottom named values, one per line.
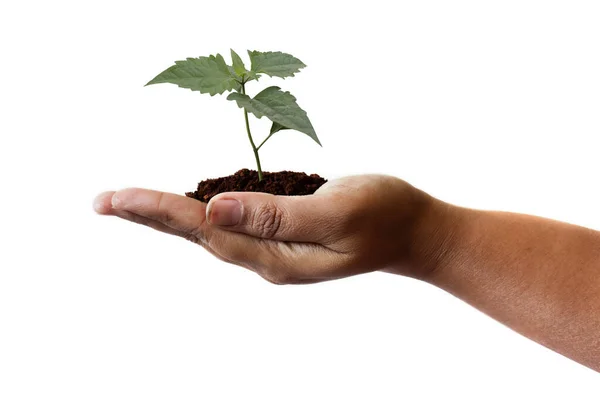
left=208, top=199, right=242, bottom=226
left=111, top=194, right=122, bottom=209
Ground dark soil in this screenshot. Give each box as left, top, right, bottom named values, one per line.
left=186, top=169, right=327, bottom=203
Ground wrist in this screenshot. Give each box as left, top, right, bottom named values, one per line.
left=406, top=195, right=468, bottom=283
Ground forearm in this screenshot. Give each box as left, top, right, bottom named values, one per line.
left=413, top=198, right=600, bottom=371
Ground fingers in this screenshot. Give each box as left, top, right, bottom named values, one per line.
left=206, top=231, right=345, bottom=284
left=93, top=189, right=349, bottom=284
left=94, top=191, right=189, bottom=236
left=94, top=191, right=234, bottom=264
left=205, top=191, right=342, bottom=242
left=98, top=188, right=208, bottom=238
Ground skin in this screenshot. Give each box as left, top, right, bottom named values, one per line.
left=94, top=175, right=600, bottom=372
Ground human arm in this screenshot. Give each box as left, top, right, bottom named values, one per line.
left=94, top=175, right=600, bottom=371
left=412, top=201, right=600, bottom=371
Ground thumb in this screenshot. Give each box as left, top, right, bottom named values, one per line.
left=206, top=192, right=338, bottom=242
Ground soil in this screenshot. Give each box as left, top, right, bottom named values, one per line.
left=185, top=169, right=327, bottom=203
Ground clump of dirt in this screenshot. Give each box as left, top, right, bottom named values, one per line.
left=185, top=169, right=327, bottom=203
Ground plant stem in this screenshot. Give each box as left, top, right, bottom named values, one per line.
left=241, top=83, right=263, bottom=181
left=256, top=133, right=273, bottom=151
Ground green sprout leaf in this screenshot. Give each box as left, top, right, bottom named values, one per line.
left=230, top=49, right=258, bottom=82
left=248, top=51, right=306, bottom=79
left=146, top=54, right=240, bottom=96
left=228, top=86, right=320, bottom=145
left=230, top=49, right=247, bottom=76
left=146, top=50, right=321, bottom=182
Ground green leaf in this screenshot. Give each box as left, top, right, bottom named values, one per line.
left=270, top=121, right=290, bottom=135
left=230, top=49, right=259, bottom=83
left=146, top=54, right=240, bottom=96
left=248, top=51, right=306, bottom=78
left=230, top=49, right=246, bottom=76
left=228, top=86, right=320, bottom=145
left=227, top=65, right=239, bottom=78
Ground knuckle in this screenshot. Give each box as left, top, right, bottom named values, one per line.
left=183, top=232, right=202, bottom=245
left=180, top=222, right=206, bottom=245
left=251, top=202, right=284, bottom=239
left=189, top=224, right=206, bottom=242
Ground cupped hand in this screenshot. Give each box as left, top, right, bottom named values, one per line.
left=94, top=175, right=442, bottom=284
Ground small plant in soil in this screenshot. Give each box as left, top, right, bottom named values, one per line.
left=146, top=50, right=326, bottom=202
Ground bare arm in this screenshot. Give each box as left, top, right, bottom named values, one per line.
left=94, top=175, right=600, bottom=371
left=408, top=201, right=600, bottom=371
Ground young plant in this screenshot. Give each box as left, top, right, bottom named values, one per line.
left=146, top=50, right=321, bottom=181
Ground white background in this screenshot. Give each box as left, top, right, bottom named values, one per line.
left=1, top=0, right=599, bottom=398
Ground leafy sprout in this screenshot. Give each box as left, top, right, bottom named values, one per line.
left=146, top=50, right=321, bottom=181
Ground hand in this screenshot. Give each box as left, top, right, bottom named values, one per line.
left=93, top=175, right=442, bottom=284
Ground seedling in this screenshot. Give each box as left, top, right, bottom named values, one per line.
left=146, top=50, right=321, bottom=181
